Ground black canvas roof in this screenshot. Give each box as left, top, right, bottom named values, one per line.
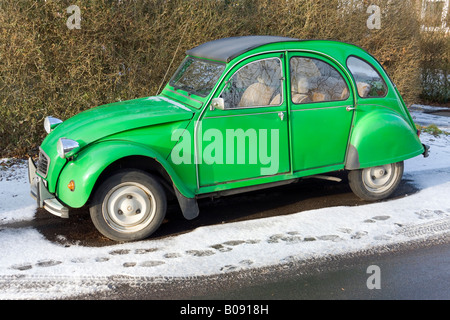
left=186, top=36, right=299, bottom=63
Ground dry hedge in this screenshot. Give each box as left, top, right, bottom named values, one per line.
left=0, top=0, right=445, bottom=157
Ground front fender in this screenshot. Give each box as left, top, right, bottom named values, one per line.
left=56, top=140, right=194, bottom=208
left=346, top=107, right=424, bottom=169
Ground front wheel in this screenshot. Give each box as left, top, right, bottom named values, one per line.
left=89, top=170, right=167, bottom=241
left=348, top=161, right=404, bottom=201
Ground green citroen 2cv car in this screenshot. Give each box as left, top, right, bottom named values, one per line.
left=28, top=36, right=429, bottom=241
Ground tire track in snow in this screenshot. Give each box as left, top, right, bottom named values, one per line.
left=395, top=216, right=450, bottom=238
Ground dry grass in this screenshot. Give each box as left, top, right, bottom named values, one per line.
left=0, top=0, right=446, bottom=157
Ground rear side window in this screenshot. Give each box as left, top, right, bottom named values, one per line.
left=347, top=56, right=387, bottom=98
left=289, top=57, right=349, bottom=104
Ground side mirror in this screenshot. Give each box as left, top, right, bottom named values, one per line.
left=210, top=98, right=225, bottom=111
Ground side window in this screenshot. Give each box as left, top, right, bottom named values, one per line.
left=347, top=56, right=388, bottom=98
left=289, top=57, right=349, bottom=104
left=220, top=58, right=283, bottom=109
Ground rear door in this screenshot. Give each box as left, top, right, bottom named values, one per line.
left=287, top=53, right=354, bottom=173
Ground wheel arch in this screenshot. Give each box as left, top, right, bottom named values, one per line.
left=345, top=107, right=424, bottom=170
left=91, top=155, right=174, bottom=200
left=56, top=140, right=195, bottom=210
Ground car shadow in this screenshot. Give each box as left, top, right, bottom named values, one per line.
left=33, top=173, right=419, bottom=247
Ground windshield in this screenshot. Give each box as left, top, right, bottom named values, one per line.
left=170, top=57, right=225, bottom=97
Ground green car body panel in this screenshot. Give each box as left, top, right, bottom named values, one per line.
left=40, top=96, right=194, bottom=194
left=347, top=104, right=424, bottom=169
left=30, top=36, right=426, bottom=232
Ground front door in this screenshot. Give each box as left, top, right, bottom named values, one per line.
left=197, top=54, right=290, bottom=187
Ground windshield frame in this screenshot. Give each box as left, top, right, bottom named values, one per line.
left=169, top=56, right=226, bottom=98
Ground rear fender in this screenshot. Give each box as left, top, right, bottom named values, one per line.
left=345, top=107, right=424, bottom=169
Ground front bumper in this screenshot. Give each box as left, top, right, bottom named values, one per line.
left=28, top=157, right=69, bottom=218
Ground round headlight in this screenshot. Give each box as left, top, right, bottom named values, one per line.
left=44, top=116, right=63, bottom=134
left=57, top=138, right=80, bottom=159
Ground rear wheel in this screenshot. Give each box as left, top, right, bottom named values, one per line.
left=348, top=161, right=404, bottom=201
left=90, top=170, right=166, bottom=241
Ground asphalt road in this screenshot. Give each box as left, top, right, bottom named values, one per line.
left=192, top=236, right=450, bottom=300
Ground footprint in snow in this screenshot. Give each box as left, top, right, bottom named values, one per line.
left=140, top=261, right=165, bottom=267
left=364, top=215, right=391, bottom=223
left=135, top=248, right=158, bottom=254
left=123, top=262, right=137, bottom=268
left=10, top=263, right=33, bottom=271
left=71, top=257, right=87, bottom=263
left=222, top=240, right=246, bottom=246
left=210, top=244, right=233, bottom=252
left=164, top=252, right=182, bottom=259
left=36, top=259, right=62, bottom=267
left=415, top=209, right=447, bottom=220
left=374, top=234, right=392, bottom=241
left=338, top=228, right=352, bottom=234
left=185, top=250, right=215, bottom=257
left=317, top=235, right=342, bottom=242
left=373, top=215, right=391, bottom=221
left=267, top=234, right=285, bottom=243
left=123, top=261, right=165, bottom=268
left=350, top=231, right=368, bottom=239
left=10, top=259, right=62, bottom=271
left=267, top=233, right=322, bottom=243
left=109, top=249, right=130, bottom=256
left=220, top=259, right=254, bottom=272
left=210, top=239, right=260, bottom=252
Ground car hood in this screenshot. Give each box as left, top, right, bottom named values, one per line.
left=42, top=96, right=194, bottom=150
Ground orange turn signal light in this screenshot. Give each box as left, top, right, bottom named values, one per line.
left=68, top=180, right=75, bottom=192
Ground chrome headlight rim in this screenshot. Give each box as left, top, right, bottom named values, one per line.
left=57, top=138, right=80, bottom=159
left=44, top=116, right=63, bottom=134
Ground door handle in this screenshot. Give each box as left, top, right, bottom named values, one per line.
left=278, top=111, right=285, bottom=121
left=346, top=106, right=356, bottom=112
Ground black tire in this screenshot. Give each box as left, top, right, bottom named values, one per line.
left=348, top=161, right=404, bottom=201
left=89, top=170, right=167, bottom=241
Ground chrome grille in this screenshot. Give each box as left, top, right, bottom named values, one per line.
left=37, top=149, right=50, bottom=178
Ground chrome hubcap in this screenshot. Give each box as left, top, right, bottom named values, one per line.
left=362, top=164, right=397, bottom=193
left=103, top=183, right=156, bottom=233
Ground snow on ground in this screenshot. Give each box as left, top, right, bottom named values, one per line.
left=0, top=106, right=449, bottom=299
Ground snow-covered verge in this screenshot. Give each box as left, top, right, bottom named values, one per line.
left=0, top=106, right=449, bottom=299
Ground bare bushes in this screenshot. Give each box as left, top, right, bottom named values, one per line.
left=0, top=0, right=439, bottom=157
left=420, top=31, right=449, bottom=104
